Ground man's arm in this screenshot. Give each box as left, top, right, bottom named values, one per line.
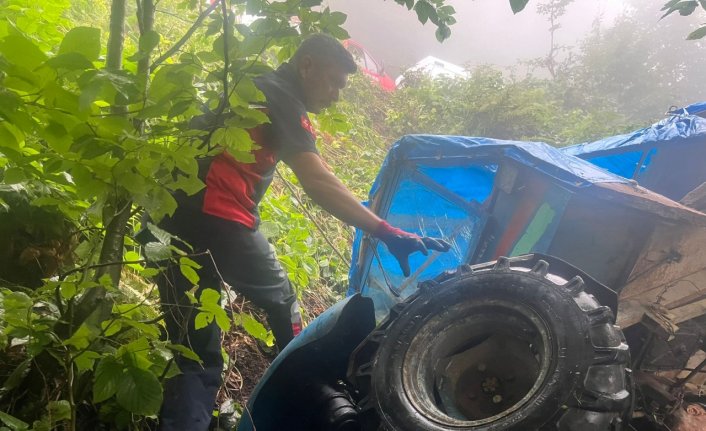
left=286, top=152, right=383, bottom=232
left=286, top=152, right=451, bottom=276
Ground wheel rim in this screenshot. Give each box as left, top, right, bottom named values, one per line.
left=401, top=298, right=554, bottom=427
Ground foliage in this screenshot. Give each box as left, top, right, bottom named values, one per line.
left=386, top=67, right=632, bottom=146
left=559, top=2, right=706, bottom=123
left=661, top=0, right=706, bottom=39
left=0, top=0, right=453, bottom=428
left=391, top=0, right=456, bottom=42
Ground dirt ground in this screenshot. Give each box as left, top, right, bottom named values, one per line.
left=218, top=288, right=336, bottom=410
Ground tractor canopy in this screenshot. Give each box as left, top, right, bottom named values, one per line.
left=562, top=107, right=706, bottom=200
left=347, top=135, right=706, bottom=320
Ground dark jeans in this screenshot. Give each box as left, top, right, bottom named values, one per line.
left=154, top=209, right=301, bottom=431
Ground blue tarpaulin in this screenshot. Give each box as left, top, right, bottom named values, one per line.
left=669, top=101, right=706, bottom=116
left=346, top=135, right=631, bottom=316
left=562, top=110, right=706, bottom=200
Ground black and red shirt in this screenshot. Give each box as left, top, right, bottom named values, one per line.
left=181, top=63, right=317, bottom=229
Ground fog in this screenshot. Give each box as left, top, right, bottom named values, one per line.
left=325, top=0, right=632, bottom=76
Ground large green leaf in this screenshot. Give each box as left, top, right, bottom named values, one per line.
left=413, top=1, right=435, bottom=25
left=211, top=127, right=255, bottom=153
left=687, top=25, right=706, bottom=39
left=144, top=242, right=172, bottom=261
left=0, top=124, right=20, bottom=151
left=115, top=366, right=162, bottom=415
left=59, top=27, right=101, bottom=61
left=0, top=411, right=29, bottom=431
left=510, top=0, right=531, bottom=14
left=0, top=33, right=46, bottom=70
left=93, top=357, right=123, bottom=403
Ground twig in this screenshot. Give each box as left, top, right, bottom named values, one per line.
left=59, top=259, right=148, bottom=281
left=151, top=0, right=222, bottom=70
left=221, top=0, right=230, bottom=111
left=274, top=167, right=350, bottom=265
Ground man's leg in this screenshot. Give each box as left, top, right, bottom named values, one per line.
left=154, top=210, right=302, bottom=430
left=206, top=221, right=302, bottom=351
left=157, top=264, right=223, bottom=431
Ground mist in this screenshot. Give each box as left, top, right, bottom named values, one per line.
left=325, top=0, right=690, bottom=76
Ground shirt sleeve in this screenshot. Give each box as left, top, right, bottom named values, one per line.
left=266, top=98, right=318, bottom=162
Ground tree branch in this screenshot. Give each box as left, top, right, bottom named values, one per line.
left=151, top=0, right=222, bottom=70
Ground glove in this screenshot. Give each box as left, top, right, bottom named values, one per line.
left=373, top=220, right=451, bottom=277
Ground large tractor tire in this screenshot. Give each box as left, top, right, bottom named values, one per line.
left=347, top=256, right=633, bottom=431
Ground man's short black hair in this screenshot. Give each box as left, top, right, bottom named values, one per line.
left=292, top=33, right=357, bottom=74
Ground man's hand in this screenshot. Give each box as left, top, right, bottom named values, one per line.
left=373, top=221, right=451, bottom=277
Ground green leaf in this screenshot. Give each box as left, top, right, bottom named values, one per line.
left=41, top=121, right=72, bottom=154
left=0, top=33, right=47, bottom=70
left=101, top=320, right=123, bottom=337
left=180, top=264, right=199, bottom=285
left=45, top=52, right=94, bottom=71
left=662, top=0, right=683, bottom=9
left=435, top=25, right=452, bottom=42
left=197, top=288, right=230, bottom=331
left=230, top=78, right=266, bottom=106
left=74, top=350, right=101, bottom=372
left=124, top=250, right=144, bottom=270
left=687, top=25, right=706, bottom=39
left=510, top=0, right=531, bottom=14
left=211, top=127, right=255, bottom=153
left=166, top=343, right=203, bottom=364
left=120, top=319, right=161, bottom=338
left=139, top=30, right=160, bottom=54
left=213, top=308, right=231, bottom=331
left=661, top=0, right=698, bottom=17
left=0, top=123, right=20, bottom=151
left=59, top=282, right=77, bottom=300
left=47, top=400, right=71, bottom=422
left=0, top=411, right=29, bottom=431
left=414, top=1, right=434, bottom=25
left=179, top=256, right=202, bottom=269
left=146, top=222, right=174, bottom=245
left=144, top=242, right=172, bottom=261
left=93, top=357, right=123, bottom=403
left=115, top=366, right=162, bottom=415
left=1, top=359, right=31, bottom=392
left=240, top=313, right=273, bottom=346
left=199, top=288, right=220, bottom=306
left=679, top=0, right=699, bottom=15
left=328, top=11, right=347, bottom=26
left=59, top=27, right=101, bottom=61
left=194, top=311, right=213, bottom=329
left=63, top=323, right=99, bottom=350
left=140, top=267, right=160, bottom=277
left=2, top=167, right=25, bottom=184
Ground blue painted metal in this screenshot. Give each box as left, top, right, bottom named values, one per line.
left=238, top=294, right=375, bottom=430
